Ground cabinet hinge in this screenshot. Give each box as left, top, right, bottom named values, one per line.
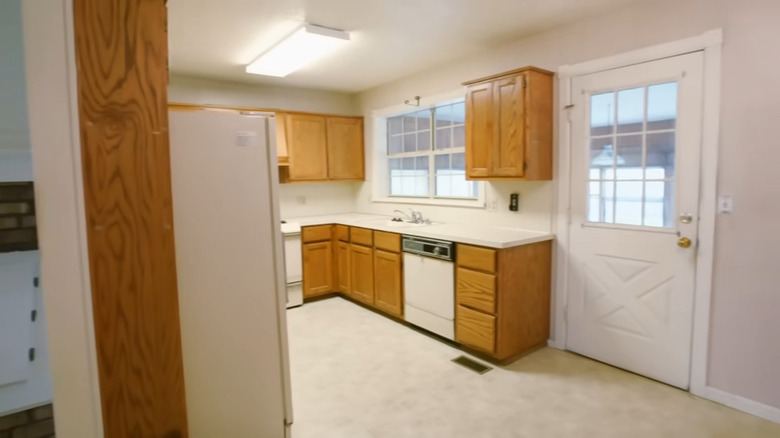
left=31, top=310, right=37, bottom=322
left=29, top=348, right=36, bottom=362
left=33, top=276, right=39, bottom=288
left=523, top=161, right=528, bottom=171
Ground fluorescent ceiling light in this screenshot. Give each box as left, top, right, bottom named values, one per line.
left=246, top=24, right=350, bottom=77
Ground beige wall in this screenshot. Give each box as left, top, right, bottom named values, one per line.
left=356, top=0, right=780, bottom=410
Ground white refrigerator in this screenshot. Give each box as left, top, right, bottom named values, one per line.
left=168, top=110, right=293, bottom=438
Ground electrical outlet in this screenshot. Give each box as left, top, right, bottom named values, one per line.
left=509, top=193, right=519, bottom=212
left=717, top=195, right=733, bottom=214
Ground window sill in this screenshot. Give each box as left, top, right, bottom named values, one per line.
left=371, top=196, right=485, bottom=209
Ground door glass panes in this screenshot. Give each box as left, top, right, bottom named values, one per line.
left=587, top=82, right=678, bottom=227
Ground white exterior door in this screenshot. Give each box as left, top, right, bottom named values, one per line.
left=566, top=52, right=704, bottom=389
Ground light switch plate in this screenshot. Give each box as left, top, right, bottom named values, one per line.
left=717, top=195, right=734, bottom=214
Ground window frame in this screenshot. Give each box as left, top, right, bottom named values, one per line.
left=371, top=91, right=485, bottom=208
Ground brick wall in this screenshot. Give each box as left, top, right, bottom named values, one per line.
left=0, top=404, right=55, bottom=438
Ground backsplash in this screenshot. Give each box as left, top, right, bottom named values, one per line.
left=0, top=182, right=37, bottom=252
left=278, top=181, right=358, bottom=219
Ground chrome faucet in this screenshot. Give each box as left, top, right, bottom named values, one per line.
left=393, top=208, right=426, bottom=224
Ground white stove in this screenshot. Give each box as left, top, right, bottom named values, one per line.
left=281, top=222, right=303, bottom=308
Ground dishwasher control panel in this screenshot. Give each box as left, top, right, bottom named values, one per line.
left=401, top=235, right=455, bottom=261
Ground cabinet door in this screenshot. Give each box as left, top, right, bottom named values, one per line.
left=493, top=74, right=526, bottom=177
left=286, top=113, right=328, bottom=181
left=456, top=305, right=496, bottom=353
left=336, top=240, right=351, bottom=294
left=465, top=81, right=494, bottom=179
left=373, top=249, right=402, bottom=317
left=349, top=244, right=374, bottom=305
left=326, top=117, right=365, bottom=180
left=302, top=241, right=333, bottom=298
left=275, top=112, right=289, bottom=165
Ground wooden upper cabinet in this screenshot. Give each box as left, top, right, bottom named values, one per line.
left=326, top=116, right=364, bottom=180
left=277, top=112, right=365, bottom=183
left=285, top=113, right=329, bottom=181
left=463, top=66, right=553, bottom=181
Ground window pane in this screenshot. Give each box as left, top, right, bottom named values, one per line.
left=403, top=116, right=417, bottom=133
left=389, top=158, right=401, bottom=171
left=388, top=116, right=402, bottom=135
left=416, top=156, right=429, bottom=170
left=402, top=157, right=414, bottom=171
left=614, top=181, right=643, bottom=226
left=388, top=135, right=402, bottom=155
left=646, top=132, right=675, bottom=178
left=644, top=181, right=674, bottom=227
left=453, top=125, right=465, bottom=148
left=615, top=135, right=643, bottom=179
left=417, top=132, right=431, bottom=151
left=588, top=180, right=615, bottom=223
left=435, top=128, right=453, bottom=150
left=450, top=102, right=465, bottom=125
left=590, top=137, right=615, bottom=178
left=403, top=133, right=416, bottom=153
left=617, top=87, right=644, bottom=133
left=451, top=152, right=465, bottom=170
left=413, top=110, right=431, bottom=131
left=647, top=82, right=677, bottom=131
left=434, top=154, right=450, bottom=171
left=435, top=104, right=452, bottom=127
left=590, top=92, right=614, bottom=136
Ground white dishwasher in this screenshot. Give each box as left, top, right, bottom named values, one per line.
left=402, top=235, right=455, bottom=340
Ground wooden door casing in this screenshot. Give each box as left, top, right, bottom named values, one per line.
left=73, top=0, right=189, bottom=436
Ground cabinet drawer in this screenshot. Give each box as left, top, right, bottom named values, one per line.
left=457, top=244, right=496, bottom=273
left=374, top=231, right=400, bottom=253
left=456, top=305, right=496, bottom=353
left=302, top=225, right=332, bottom=243
left=350, top=227, right=373, bottom=246
left=335, top=224, right=349, bottom=242
left=456, top=268, right=496, bottom=314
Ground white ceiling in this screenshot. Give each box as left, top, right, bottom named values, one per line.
left=168, top=0, right=642, bottom=93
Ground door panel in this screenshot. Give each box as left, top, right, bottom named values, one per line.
left=302, top=241, right=333, bottom=297
left=465, top=82, right=493, bottom=178
left=336, top=241, right=351, bottom=294
left=326, top=117, right=364, bottom=180
left=350, top=244, right=374, bottom=305
left=494, top=74, right=525, bottom=177
left=567, top=53, right=704, bottom=389
left=286, top=114, right=328, bottom=181
left=374, top=250, right=402, bottom=317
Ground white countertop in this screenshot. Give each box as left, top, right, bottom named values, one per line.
left=282, top=213, right=554, bottom=249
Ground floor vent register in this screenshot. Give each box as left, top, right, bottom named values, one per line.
left=451, top=355, right=493, bottom=374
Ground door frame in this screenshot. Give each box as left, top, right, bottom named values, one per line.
left=552, top=29, right=723, bottom=398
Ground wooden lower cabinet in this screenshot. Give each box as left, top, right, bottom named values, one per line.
left=373, top=249, right=403, bottom=317
left=336, top=240, right=351, bottom=294
left=455, top=240, right=552, bottom=361
left=302, top=241, right=333, bottom=298
left=349, top=244, right=374, bottom=305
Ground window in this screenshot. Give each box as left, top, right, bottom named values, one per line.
left=587, top=82, right=677, bottom=227
left=386, top=102, right=478, bottom=199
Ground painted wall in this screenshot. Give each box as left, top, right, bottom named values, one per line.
left=356, top=0, right=780, bottom=411
left=168, top=76, right=360, bottom=219
left=0, top=0, right=51, bottom=415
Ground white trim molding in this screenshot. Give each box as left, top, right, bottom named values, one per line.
left=704, top=387, right=780, bottom=424
left=553, top=27, right=726, bottom=410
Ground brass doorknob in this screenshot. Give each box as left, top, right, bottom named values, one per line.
left=678, top=237, right=692, bottom=248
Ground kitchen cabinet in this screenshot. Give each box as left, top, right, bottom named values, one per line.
left=373, top=231, right=403, bottom=317
left=302, top=225, right=334, bottom=298
left=277, top=112, right=365, bottom=183
left=336, top=241, right=351, bottom=294
left=455, top=240, right=552, bottom=361
left=463, top=66, right=553, bottom=181
left=326, top=117, right=365, bottom=180
left=349, top=243, right=374, bottom=305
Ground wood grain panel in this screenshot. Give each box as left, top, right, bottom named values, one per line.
left=456, top=268, right=496, bottom=314
left=524, top=70, right=554, bottom=180
left=286, top=114, right=328, bottom=181
left=455, top=305, right=496, bottom=353
left=349, top=244, right=374, bottom=305
left=350, top=227, right=373, bottom=247
left=326, top=117, right=365, bottom=180
left=302, top=241, right=333, bottom=297
left=275, top=112, right=290, bottom=165
left=465, top=82, right=494, bottom=179
left=494, top=74, right=525, bottom=177
left=457, top=244, right=496, bottom=273
left=335, top=224, right=349, bottom=242
left=73, top=1, right=189, bottom=437
left=373, top=230, right=400, bottom=253
left=373, top=249, right=403, bottom=317
left=495, top=240, right=552, bottom=360
left=302, top=225, right=332, bottom=243
left=336, top=240, right=351, bottom=294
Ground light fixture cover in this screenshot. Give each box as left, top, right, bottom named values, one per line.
left=246, top=24, right=350, bottom=77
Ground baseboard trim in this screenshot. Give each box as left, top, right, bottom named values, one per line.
left=704, top=386, right=780, bottom=424
left=547, top=338, right=565, bottom=350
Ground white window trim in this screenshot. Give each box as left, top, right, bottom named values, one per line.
left=371, top=89, right=486, bottom=209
